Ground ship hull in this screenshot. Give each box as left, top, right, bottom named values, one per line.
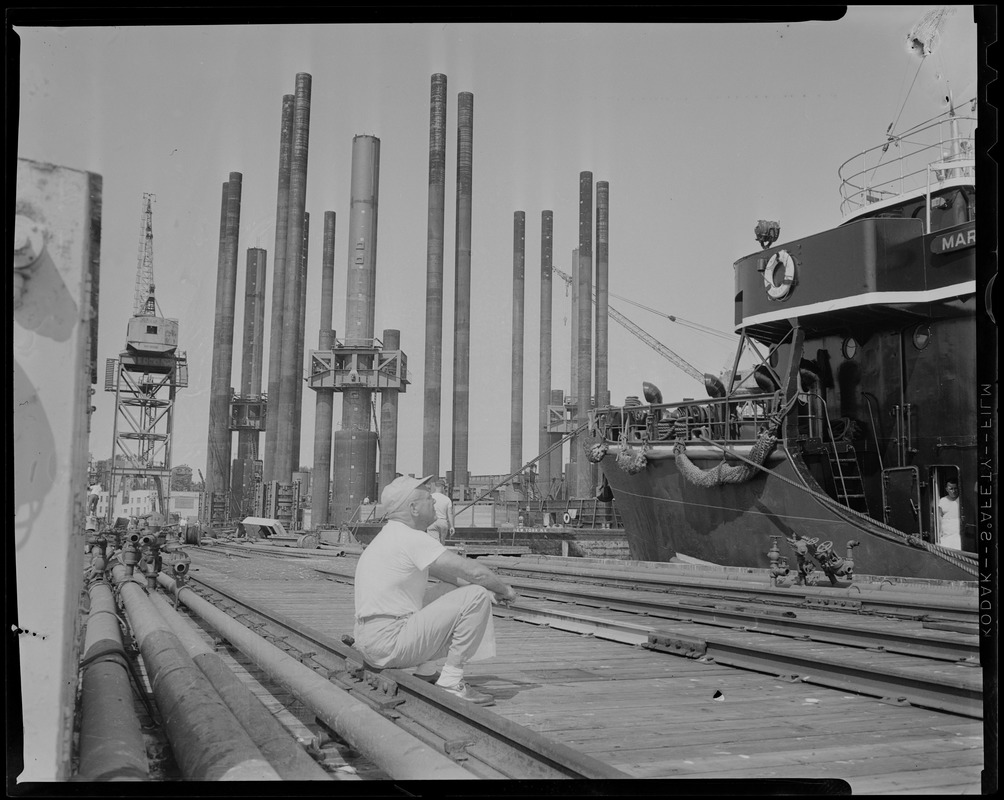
left=600, top=447, right=974, bottom=582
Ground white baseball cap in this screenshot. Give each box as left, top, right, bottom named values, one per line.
left=377, top=475, right=434, bottom=518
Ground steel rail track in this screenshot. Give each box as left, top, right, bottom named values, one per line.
left=186, top=573, right=631, bottom=781
left=508, top=577, right=980, bottom=663
left=480, top=559, right=978, bottom=622
left=313, top=564, right=979, bottom=663
left=312, top=565, right=982, bottom=720
left=499, top=598, right=983, bottom=719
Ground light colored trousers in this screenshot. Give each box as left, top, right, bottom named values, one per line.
left=353, top=584, right=494, bottom=670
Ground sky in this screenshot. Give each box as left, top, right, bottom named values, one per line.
left=14, top=7, right=983, bottom=482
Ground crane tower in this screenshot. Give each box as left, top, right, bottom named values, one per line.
left=104, top=194, right=188, bottom=523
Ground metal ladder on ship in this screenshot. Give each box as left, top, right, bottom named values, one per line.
left=825, top=441, right=870, bottom=515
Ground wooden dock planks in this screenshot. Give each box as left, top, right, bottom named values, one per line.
left=184, top=550, right=985, bottom=792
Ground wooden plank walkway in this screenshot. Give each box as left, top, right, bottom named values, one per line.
left=186, top=552, right=985, bottom=793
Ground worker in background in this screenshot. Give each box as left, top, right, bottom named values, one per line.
left=427, top=478, right=455, bottom=542
left=352, top=476, right=517, bottom=706
left=937, top=480, right=962, bottom=550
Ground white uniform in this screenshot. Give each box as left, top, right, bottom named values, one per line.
left=353, top=520, right=495, bottom=670
left=938, top=495, right=961, bottom=550
left=427, top=491, right=453, bottom=541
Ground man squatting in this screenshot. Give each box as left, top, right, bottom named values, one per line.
left=352, top=475, right=518, bottom=705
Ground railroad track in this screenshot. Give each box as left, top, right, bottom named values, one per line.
left=314, top=561, right=982, bottom=719
left=477, top=557, right=979, bottom=623
left=180, top=572, right=630, bottom=780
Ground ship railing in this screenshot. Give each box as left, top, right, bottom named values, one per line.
left=838, top=112, right=976, bottom=218
left=600, top=391, right=783, bottom=447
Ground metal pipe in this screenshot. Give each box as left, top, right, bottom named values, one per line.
left=157, top=573, right=474, bottom=780
left=538, top=212, right=554, bottom=493
left=333, top=135, right=381, bottom=521
left=110, top=566, right=280, bottom=781
left=206, top=173, right=242, bottom=506
left=264, top=93, right=295, bottom=483
left=511, top=210, right=525, bottom=476
left=77, top=580, right=149, bottom=781
left=452, top=91, right=474, bottom=495
left=595, top=181, right=609, bottom=409
left=575, top=172, right=594, bottom=499
left=311, top=211, right=336, bottom=529
left=380, top=329, right=401, bottom=490
left=146, top=590, right=330, bottom=780
left=422, top=73, right=448, bottom=478
left=237, top=247, right=267, bottom=463
left=292, top=211, right=309, bottom=472
left=275, top=73, right=312, bottom=483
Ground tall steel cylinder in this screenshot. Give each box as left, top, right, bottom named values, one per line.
left=422, top=73, right=448, bottom=478
left=292, top=211, right=309, bottom=472
left=380, top=329, right=401, bottom=491
left=570, top=247, right=579, bottom=403
left=264, top=94, right=294, bottom=483
left=311, top=211, right=336, bottom=529
left=274, top=73, right=311, bottom=483
left=538, top=211, right=554, bottom=494
left=206, top=172, right=242, bottom=505
left=575, top=171, right=594, bottom=499
left=595, top=181, right=610, bottom=409
left=332, top=135, right=381, bottom=522
left=510, top=211, right=526, bottom=475
left=451, top=91, right=474, bottom=495
left=238, top=247, right=267, bottom=462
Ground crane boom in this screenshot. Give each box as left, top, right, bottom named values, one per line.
left=551, top=265, right=705, bottom=385
left=134, top=193, right=156, bottom=315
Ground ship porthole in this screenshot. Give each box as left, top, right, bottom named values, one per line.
left=841, top=337, right=858, bottom=359
left=912, top=324, right=932, bottom=351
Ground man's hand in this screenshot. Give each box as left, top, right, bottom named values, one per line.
left=498, top=585, right=518, bottom=605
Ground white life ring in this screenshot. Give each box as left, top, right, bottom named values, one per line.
left=763, top=250, right=795, bottom=300
left=562, top=512, right=572, bottom=525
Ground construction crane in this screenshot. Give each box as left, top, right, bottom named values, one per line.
left=134, top=193, right=157, bottom=315
left=552, top=265, right=706, bottom=386
left=105, top=194, right=187, bottom=524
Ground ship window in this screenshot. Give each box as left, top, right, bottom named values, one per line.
left=841, top=337, right=858, bottom=359
left=147, top=325, right=158, bottom=334
left=912, top=324, right=931, bottom=351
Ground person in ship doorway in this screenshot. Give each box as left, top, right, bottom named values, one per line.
left=352, top=475, right=518, bottom=706
left=426, top=478, right=456, bottom=543
left=937, top=480, right=962, bottom=550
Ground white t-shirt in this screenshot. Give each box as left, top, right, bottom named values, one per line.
left=431, top=491, right=452, bottom=522
left=354, top=519, right=447, bottom=620
left=938, top=495, right=961, bottom=547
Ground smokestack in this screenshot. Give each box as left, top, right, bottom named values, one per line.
left=274, top=73, right=312, bottom=483
left=575, top=171, right=594, bottom=500
left=570, top=247, right=579, bottom=401
left=292, top=211, right=309, bottom=473
left=310, top=211, right=336, bottom=529
left=206, top=173, right=242, bottom=507
left=422, top=73, right=448, bottom=478
left=538, top=211, right=554, bottom=493
left=237, top=247, right=267, bottom=461
left=451, top=91, right=474, bottom=495
left=380, top=329, right=402, bottom=490
left=332, top=135, right=381, bottom=523
left=510, top=211, right=526, bottom=475
left=264, top=93, right=294, bottom=483
left=595, top=181, right=609, bottom=409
